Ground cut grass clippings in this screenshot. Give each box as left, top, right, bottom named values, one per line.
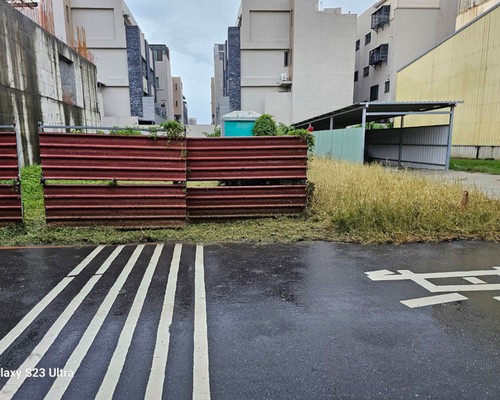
left=0, top=159, right=499, bottom=247
left=450, top=158, right=500, bottom=175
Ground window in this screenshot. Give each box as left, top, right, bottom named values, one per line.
left=219, top=52, right=224, bottom=61
left=369, top=44, right=389, bottom=67
left=175, top=100, right=178, bottom=107
left=371, top=5, right=390, bottom=31
left=365, top=32, right=371, bottom=45
left=284, top=50, right=290, bottom=67
left=385, top=80, right=390, bottom=93
left=175, top=83, right=178, bottom=91
left=370, top=85, right=379, bottom=101
left=355, top=40, right=360, bottom=51
left=354, top=71, right=358, bottom=82
left=363, top=66, right=369, bottom=77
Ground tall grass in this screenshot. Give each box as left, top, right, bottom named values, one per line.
left=309, top=158, right=500, bottom=243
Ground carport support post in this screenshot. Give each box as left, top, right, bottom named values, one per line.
left=361, top=107, right=367, bottom=163
left=329, top=116, right=334, bottom=130
left=398, top=116, right=404, bottom=167
left=445, top=106, right=455, bottom=170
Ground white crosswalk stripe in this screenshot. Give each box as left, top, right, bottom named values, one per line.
left=0, top=243, right=212, bottom=400
left=0, top=245, right=105, bottom=356
left=0, top=245, right=124, bottom=399
left=43, top=245, right=144, bottom=399
left=145, top=243, right=183, bottom=400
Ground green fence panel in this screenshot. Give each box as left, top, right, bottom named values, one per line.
left=313, top=128, right=364, bottom=163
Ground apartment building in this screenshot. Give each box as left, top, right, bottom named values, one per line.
left=151, top=44, right=175, bottom=121
left=211, top=43, right=230, bottom=125
left=221, top=0, right=357, bottom=125
left=354, top=0, right=458, bottom=103
left=172, top=77, right=188, bottom=124
left=397, top=3, right=500, bottom=159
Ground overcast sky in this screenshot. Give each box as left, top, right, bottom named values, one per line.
left=125, top=0, right=375, bottom=124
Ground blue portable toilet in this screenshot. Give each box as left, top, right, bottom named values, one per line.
left=221, top=111, right=261, bottom=137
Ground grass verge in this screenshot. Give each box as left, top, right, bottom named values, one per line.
left=0, top=160, right=498, bottom=247
left=450, top=158, right=500, bottom=175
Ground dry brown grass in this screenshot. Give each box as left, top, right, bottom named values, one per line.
left=308, top=158, right=500, bottom=243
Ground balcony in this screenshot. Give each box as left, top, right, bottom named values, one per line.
left=369, top=44, right=389, bottom=67
left=371, top=5, right=390, bottom=31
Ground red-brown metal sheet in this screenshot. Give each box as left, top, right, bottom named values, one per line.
left=186, top=137, right=307, bottom=181
left=0, top=133, right=19, bottom=179
left=187, top=185, right=307, bottom=219
left=0, top=184, right=22, bottom=225
left=40, top=133, right=187, bottom=181
left=44, top=185, right=186, bottom=228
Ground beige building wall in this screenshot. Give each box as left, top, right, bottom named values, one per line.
left=237, top=0, right=356, bottom=125
left=53, top=0, right=75, bottom=46
left=396, top=4, right=500, bottom=156
left=354, top=0, right=458, bottom=103
left=172, top=77, right=184, bottom=122
left=153, top=45, right=174, bottom=121
left=456, top=0, right=500, bottom=28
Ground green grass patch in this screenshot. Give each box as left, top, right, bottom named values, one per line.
left=1, top=159, right=499, bottom=247
left=450, top=158, right=500, bottom=175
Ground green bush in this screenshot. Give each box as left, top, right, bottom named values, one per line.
left=287, top=128, right=315, bottom=152
left=203, top=126, right=221, bottom=138
left=253, top=114, right=277, bottom=136
left=160, top=120, right=185, bottom=140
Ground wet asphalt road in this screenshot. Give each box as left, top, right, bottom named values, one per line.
left=0, top=241, right=499, bottom=400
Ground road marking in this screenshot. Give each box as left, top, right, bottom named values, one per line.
left=96, top=244, right=164, bottom=400
left=0, top=246, right=105, bottom=356
left=68, top=246, right=106, bottom=277
left=0, top=245, right=123, bottom=399
left=463, top=277, right=486, bottom=284
left=193, top=245, right=211, bottom=400
left=494, top=297, right=500, bottom=302
left=145, top=244, right=183, bottom=400
left=43, top=245, right=144, bottom=400
left=401, top=293, right=468, bottom=308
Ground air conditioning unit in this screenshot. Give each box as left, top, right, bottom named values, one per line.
left=280, top=73, right=288, bottom=81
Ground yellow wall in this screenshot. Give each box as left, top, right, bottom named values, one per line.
left=396, top=5, right=500, bottom=146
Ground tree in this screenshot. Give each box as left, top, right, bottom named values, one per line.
left=252, top=114, right=277, bottom=136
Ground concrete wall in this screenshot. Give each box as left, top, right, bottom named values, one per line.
left=354, top=0, right=457, bottom=103
left=396, top=5, right=500, bottom=155
left=0, top=1, right=100, bottom=165
left=291, top=1, right=357, bottom=123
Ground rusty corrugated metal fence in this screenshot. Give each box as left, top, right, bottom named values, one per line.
left=38, top=133, right=308, bottom=227
left=0, top=131, right=22, bottom=226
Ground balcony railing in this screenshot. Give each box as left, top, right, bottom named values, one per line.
left=371, top=5, right=390, bottom=31
left=369, top=44, right=389, bottom=67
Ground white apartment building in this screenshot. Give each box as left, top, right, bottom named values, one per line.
left=151, top=44, right=175, bottom=121
left=354, top=0, right=458, bottom=103
left=211, top=43, right=230, bottom=125
left=225, top=0, right=357, bottom=125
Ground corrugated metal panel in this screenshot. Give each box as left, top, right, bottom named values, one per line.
left=187, top=185, right=306, bottom=219
left=0, top=184, right=22, bottom=225
left=365, top=126, right=449, bottom=169
left=0, top=132, right=21, bottom=225
left=0, top=132, right=19, bottom=179
left=44, top=185, right=186, bottom=227
left=396, top=6, right=500, bottom=146
left=40, top=133, right=187, bottom=181
left=314, top=129, right=364, bottom=163
left=187, top=137, right=308, bottom=181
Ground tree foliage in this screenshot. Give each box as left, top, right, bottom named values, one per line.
left=252, top=114, right=277, bottom=136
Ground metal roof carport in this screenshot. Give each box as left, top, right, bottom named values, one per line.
left=294, top=101, right=459, bottom=170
